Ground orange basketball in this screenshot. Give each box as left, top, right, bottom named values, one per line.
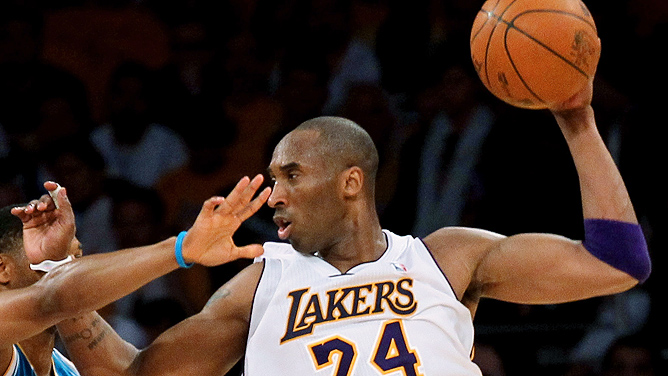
left=470, top=0, right=600, bottom=109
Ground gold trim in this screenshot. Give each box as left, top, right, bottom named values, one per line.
left=3, top=346, right=19, bottom=376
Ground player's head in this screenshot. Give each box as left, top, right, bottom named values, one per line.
left=267, top=116, right=379, bottom=254
left=0, top=204, right=81, bottom=290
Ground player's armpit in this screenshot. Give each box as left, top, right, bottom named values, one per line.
left=127, top=262, right=264, bottom=376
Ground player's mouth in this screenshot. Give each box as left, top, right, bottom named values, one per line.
left=273, top=216, right=293, bottom=240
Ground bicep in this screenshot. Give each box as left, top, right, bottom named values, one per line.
left=476, top=232, right=636, bottom=304
left=127, top=263, right=263, bottom=376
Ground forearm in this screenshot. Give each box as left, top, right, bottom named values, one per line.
left=36, top=237, right=180, bottom=323
left=554, top=106, right=650, bottom=282
left=58, top=312, right=138, bottom=376
left=554, top=105, right=637, bottom=222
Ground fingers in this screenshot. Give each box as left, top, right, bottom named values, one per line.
left=11, top=182, right=73, bottom=222
left=222, top=174, right=265, bottom=210
left=212, top=174, right=267, bottom=215
left=218, top=176, right=252, bottom=212
left=44, top=181, right=73, bottom=211
left=11, top=198, right=45, bottom=219
left=196, top=175, right=270, bottom=227
left=200, top=196, right=226, bottom=217
left=235, top=186, right=271, bottom=222
left=47, top=182, right=62, bottom=209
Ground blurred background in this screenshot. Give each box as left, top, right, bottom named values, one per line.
left=1, top=0, right=666, bottom=375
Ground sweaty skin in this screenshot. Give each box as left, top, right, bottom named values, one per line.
left=36, top=80, right=646, bottom=376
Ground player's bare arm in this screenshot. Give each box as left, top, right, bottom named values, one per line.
left=56, top=312, right=139, bottom=376
left=2, top=175, right=270, bottom=349
left=424, top=79, right=649, bottom=313
left=74, top=262, right=263, bottom=376
left=57, top=262, right=263, bottom=376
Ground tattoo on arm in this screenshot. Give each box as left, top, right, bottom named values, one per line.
left=61, top=316, right=109, bottom=350
left=86, top=327, right=108, bottom=350
left=206, top=288, right=231, bottom=307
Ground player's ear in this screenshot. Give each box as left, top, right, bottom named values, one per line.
left=0, top=254, right=12, bottom=285
left=341, top=166, right=363, bottom=198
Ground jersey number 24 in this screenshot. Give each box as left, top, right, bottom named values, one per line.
left=308, top=320, right=421, bottom=376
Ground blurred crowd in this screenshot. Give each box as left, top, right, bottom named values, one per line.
left=1, top=0, right=667, bottom=375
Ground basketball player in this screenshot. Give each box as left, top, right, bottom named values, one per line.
left=0, top=177, right=270, bottom=376
left=48, top=78, right=651, bottom=376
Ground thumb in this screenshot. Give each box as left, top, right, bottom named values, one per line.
left=235, top=244, right=265, bottom=260
left=56, top=187, right=76, bottom=225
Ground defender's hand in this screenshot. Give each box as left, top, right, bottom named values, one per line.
left=181, top=174, right=272, bottom=266
left=11, top=181, right=76, bottom=264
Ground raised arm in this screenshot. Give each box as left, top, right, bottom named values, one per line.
left=1, top=175, right=270, bottom=347
left=424, top=79, right=650, bottom=309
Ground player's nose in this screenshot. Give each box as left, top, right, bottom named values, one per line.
left=267, top=182, right=286, bottom=208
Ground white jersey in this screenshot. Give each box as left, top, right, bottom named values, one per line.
left=245, top=230, right=482, bottom=376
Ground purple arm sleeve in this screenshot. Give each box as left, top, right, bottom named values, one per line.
left=582, top=219, right=651, bottom=283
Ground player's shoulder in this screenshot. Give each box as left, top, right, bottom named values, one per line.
left=422, top=226, right=505, bottom=257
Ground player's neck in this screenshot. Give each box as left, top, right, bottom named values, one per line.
left=18, top=330, right=56, bottom=376
left=318, top=221, right=386, bottom=273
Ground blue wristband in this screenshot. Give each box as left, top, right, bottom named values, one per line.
left=175, top=231, right=194, bottom=268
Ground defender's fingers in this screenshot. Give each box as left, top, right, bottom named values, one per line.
left=55, top=186, right=73, bottom=213
left=235, top=186, right=271, bottom=222
left=48, top=184, right=63, bottom=209
left=200, top=196, right=226, bottom=218
left=37, top=193, right=56, bottom=211
left=22, top=200, right=40, bottom=214
left=217, top=176, right=251, bottom=212
left=231, top=174, right=265, bottom=208
left=10, top=206, right=30, bottom=221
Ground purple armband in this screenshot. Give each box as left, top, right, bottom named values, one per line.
left=583, top=219, right=651, bottom=283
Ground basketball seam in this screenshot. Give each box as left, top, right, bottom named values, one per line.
left=471, top=0, right=502, bottom=45
left=503, top=22, right=545, bottom=106
left=507, top=10, right=595, bottom=78
left=483, top=0, right=518, bottom=88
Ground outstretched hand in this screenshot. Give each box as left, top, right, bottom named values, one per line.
left=181, top=174, right=272, bottom=266
left=11, top=181, right=76, bottom=264
left=550, top=37, right=599, bottom=116
left=549, top=76, right=596, bottom=136
left=550, top=77, right=594, bottom=114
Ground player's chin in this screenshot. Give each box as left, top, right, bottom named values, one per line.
left=290, top=237, right=315, bottom=255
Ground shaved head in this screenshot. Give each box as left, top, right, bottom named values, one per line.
left=292, top=116, right=379, bottom=190
left=268, top=116, right=383, bottom=254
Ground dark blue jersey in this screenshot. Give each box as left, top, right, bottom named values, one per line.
left=6, top=345, right=79, bottom=376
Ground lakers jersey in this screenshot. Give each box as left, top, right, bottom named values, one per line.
left=4, top=345, right=80, bottom=376
left=245, top=230, right=482, bottom=375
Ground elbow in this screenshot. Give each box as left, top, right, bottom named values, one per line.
left=33, top=263, right=86, bottom=321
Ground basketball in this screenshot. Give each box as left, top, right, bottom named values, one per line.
left=470, top=0, right=600, bottom=109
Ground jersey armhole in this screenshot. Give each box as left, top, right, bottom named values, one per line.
left=418, top=237, right=460, bottom=300
left=246, top=260, right=266, bottom=336
left=3, top=346, right=18, bottom=376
